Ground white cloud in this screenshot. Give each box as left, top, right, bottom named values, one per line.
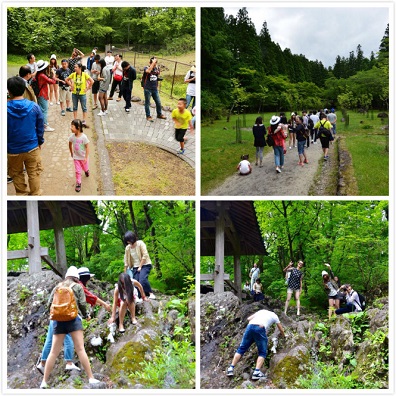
left=223, top=6, right=389, bottom=67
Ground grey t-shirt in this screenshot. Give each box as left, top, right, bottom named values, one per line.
left=99, top=66, right=112, bottom=91
left=91, top=62, right=101, bottom=81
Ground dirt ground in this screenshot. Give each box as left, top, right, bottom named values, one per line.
left=207, top=140, right=335, bottom=196
left=107, top=142, right=195, bottom=196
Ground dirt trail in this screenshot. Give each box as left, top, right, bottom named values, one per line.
left=207, top=142, right=328, bottom=196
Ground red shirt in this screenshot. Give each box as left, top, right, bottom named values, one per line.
left=79, top=281, right=98, bottom=306
left=37, top=73, right=56, bottom=100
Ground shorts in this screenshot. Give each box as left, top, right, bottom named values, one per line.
left=287, top=288, right=300, bottom=294
left=319, top=136, right=330, bottom=149
left=236, top=324, right=268, bottom=358
left=328, top=295, right=337, bottom=300
left=92, top=80, right=100, bottom=94
left=175, top=128, right=187, bottom=142
left=297, top=140, right=305, bottom=155
left=53, top=316, right=83, bottom=334
left=59, top=88, right=72, bottom=103
left=99, top=88, right=107, bottom=93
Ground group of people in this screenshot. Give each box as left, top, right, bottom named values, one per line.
left=227, top=257, right=363, bottom=381
left=242, top=263, right=264, bottom=302
left=7, top=48, right=196, bottom=194
left=37, top=231, right=155, bottom=389
left=238, top=109, right=337, bottom=175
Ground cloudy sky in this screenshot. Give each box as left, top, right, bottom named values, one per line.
left=223, top=6, right=389, bottom=68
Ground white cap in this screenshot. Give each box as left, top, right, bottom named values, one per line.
left=65, top=266, right=80, bottom=279
left=321, top=270, right=328, bottom=277
left=50, top=54, right=56, bottom=60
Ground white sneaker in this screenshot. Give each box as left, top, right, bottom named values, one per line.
left=104, top=110, right=108, bottom=114
left=44, top=125, right=55, bottom=132
left=149, top=293, right=156, bottom=300
left=36, top=362, right=44, bottom=375
left=50, top=102, right=54, bottom=106
left=56, top=101, right=60, bottom=105
left=89, top=378, right=100, bottom=384
left=65, top=362, right=81, bottom=371
left=40, top=381, right=49, bottom=389
left=97, top=111, right=105, bottom=116
left=135, top=297, right=143, bottom=304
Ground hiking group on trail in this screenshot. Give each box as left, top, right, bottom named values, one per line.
left=238, top=109, right=337, bottom=175
left=36, top=231, right=157, bottom=389
left=7, top=49, right=195, bottom=195
left=230, top=260, right=365, bottom=381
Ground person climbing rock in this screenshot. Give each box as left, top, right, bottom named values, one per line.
left=226, top=309, right=286, bottom=380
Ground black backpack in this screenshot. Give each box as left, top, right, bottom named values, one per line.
left=318, top=121, right=331, bottom=138
left=30, top=77, right=41, bottom=97
left=266, top=133, right=275, bottom=147
left=354, top=291, right=366, bottom=311
left=307, top=116, right=314, bottom=130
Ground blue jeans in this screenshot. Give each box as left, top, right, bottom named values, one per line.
left=236, top=324, right=268, bottom=358
left=72, top=94, right=87, bottom=113
left=37, top=96, right=48, bottom=126
left=332, top=124, right=337, bottom=135
left=273, top=145, right=284, bottom=167
left=41, top=320, right=74, bottom=361
left=132, top=264, right=153, bottom=296
left=186, top=94, right=195, bottom=109
left=144, top=89, right=162, bottom=117
left=335, top=302, right=355, bottom=315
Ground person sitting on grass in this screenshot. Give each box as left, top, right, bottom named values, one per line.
left=172, top=98, right=194, bottom=155
left=108, top=273, right=148, bottom=333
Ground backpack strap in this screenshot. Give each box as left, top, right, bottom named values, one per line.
left=352, top=290, right=362, bottom=309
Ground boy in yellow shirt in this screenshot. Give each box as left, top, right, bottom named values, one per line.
left=171, top=98, right=194, bottom=155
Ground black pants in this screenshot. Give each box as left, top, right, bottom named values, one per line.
left=109, top=78, right=122, bottom=99
left=123, top=86, right=131, bottom=109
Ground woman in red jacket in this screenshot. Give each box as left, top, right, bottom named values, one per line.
left=36, top=60, right=57, bottom=131
left=268, top=115, right=288, bottom=173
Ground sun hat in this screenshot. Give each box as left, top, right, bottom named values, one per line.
left=36, top=60, right=49, bottom=72
left=78, top=267, right=95, bottom=278
left=65, top=266, right=80, bottom=279
left=321, top=270, right=328, bottom=277
left=270, top=115, right=280, bottom=125
left=190, top=65, right=196, bottom=72
left=50, top=54, right=56, bottom=60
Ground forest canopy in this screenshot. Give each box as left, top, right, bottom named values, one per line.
left=7, top=201, right=195, bottom=292
left=7, top=7, right=195, bottom=54
left=201, top=201, right=388, bottom=311
left=201, top=7, right=389, bottom=118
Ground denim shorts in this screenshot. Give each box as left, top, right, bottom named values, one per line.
left=236, top=324, right=268, bottom=358
left=72, top=94, right=87, bottom=113
left=297, top=140, right=305, bottom=155
left=53, top=316, right=83, bottom=334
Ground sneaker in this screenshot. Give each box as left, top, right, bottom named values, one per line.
left=226, top=366, right=234, bottom=376
left=177, top=149, right=185, bottom=155
left=104, top=110, right=108, bottom=114
left=7, top=176, right=13, bottom=184
left=146, top=116, right=153, bottom=122
left=65, top=362, right=81, bottom=371
left=40, top=381, right=49, bottom=389
left=125, top=108, right=130, bottom=113
left=44, top=125, right=55, bottom=132
left=61, top=110, right=66, bottom=116
left=97, top=110, right=105, bottom=116
left=324, top=156, right=329, bottom=161
left=36, top=360, right=44, bottom=375
left=108, top=97, right=113, bottom=100
left=149, top=293, right=156, bottom=300
left=89, top=378, right=100, bottom=385
left=85, top=170, right=90, bottom=177
left=289, top=146, right=292, bottom=149
left=56, top=101, right=60, bottom=105
left=276, top=167, right=281, bottom=173
left=50, top=102, right=54, bottom=106
left=66, top=107, right=73, bottom=112
left=135, top=297, right=143, bottom=304
left=252, top=370, right=266, bottom=380
left=157, top=114, right=166, bottom=119
left=92, top=104, right=98, bottom=110
left=116, top=98, right=122, bottom=102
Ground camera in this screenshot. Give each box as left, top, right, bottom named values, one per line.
left=157, top=77, right=163, bottom=81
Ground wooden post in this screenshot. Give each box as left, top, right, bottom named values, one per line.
left=45, top=202, right=68, bottom=276
left=234, top=254, right=242, bottom=301
left=26, top=201, right=41, bottom=274
left=214, top=202, right=225, bottom=293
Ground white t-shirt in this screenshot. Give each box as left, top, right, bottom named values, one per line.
left=184, top=70, right=196, bottom=96
left=69, top=133, right=89, bottom=160
left=105, top=55, right=115, bottom=66
left=249, top=310, right=280, bottom=330
left=238, top=160, right=251, bottom=174
left=310, top=114, right=319, bottom=125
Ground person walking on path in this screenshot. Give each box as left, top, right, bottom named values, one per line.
left=268, top=115, right=287, bottom=174
left=120, top=61, right=136, bottom=113
left=123, top=231, right=156, bottom=300
left=39, top=266, right=100, bottom=389
left=142, top=56, right=167, bottom=122
left=7, top=76, right=44, bottom=195
left=184, top=65, right=196, bottom=109
left=97, top=58, right=111, bottom=117
left=36, top=266, right=111, bottom=376
left=249, top=263, right=260, bottom=291
left=35, top=60, right=57, bottom=132
left=327, top=109, right=337, bottom=137
left=252, top=116, right=267, bottom=167
left=172, top=98, right=193, bottom=154
left=226, top=309, right=286, bottom=380
left=283, top=261, right=304, bottom=316
left=56, top=59, right=73, bottom=116
left=69, top=119, right=90, bottom=193
left=65, top=63, right=94, bottom=127
left=295, top=115, right=309, bottom=166
left=315, top=113, right=333, bottom=160
left=108, top=53, right=123, bottom=101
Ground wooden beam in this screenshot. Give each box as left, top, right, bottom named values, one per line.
left=41, top=255, right=63, bottom=277
left=201, top=273, right=230, bottom=281
left=214, top=202, right=225, bottom=293
left=234, top=255, right=242, bottom=301
left=27, top=201, right=41, bottom=274
left=7, top=247, right=49, bottom=260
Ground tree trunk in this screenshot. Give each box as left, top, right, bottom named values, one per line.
left=128, top=201, right=138, bottom=235
left=143, top=204, right=162, bottom=278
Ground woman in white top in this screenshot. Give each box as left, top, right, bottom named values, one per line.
left=124, top=231, right=156, bottom=299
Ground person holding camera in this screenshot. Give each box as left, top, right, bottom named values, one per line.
left=142, top=56, right=167, bottom=122
left=335, top=284, right=362, bottom=315
left=120, top=61, right=136, bottom=113
left=56, top=59, right=73, bottom=116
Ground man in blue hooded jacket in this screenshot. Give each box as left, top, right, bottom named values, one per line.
left=7, top=76, right=44, bottom=195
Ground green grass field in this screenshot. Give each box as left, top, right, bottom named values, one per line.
left=201, top=111, right=389, bottom=195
